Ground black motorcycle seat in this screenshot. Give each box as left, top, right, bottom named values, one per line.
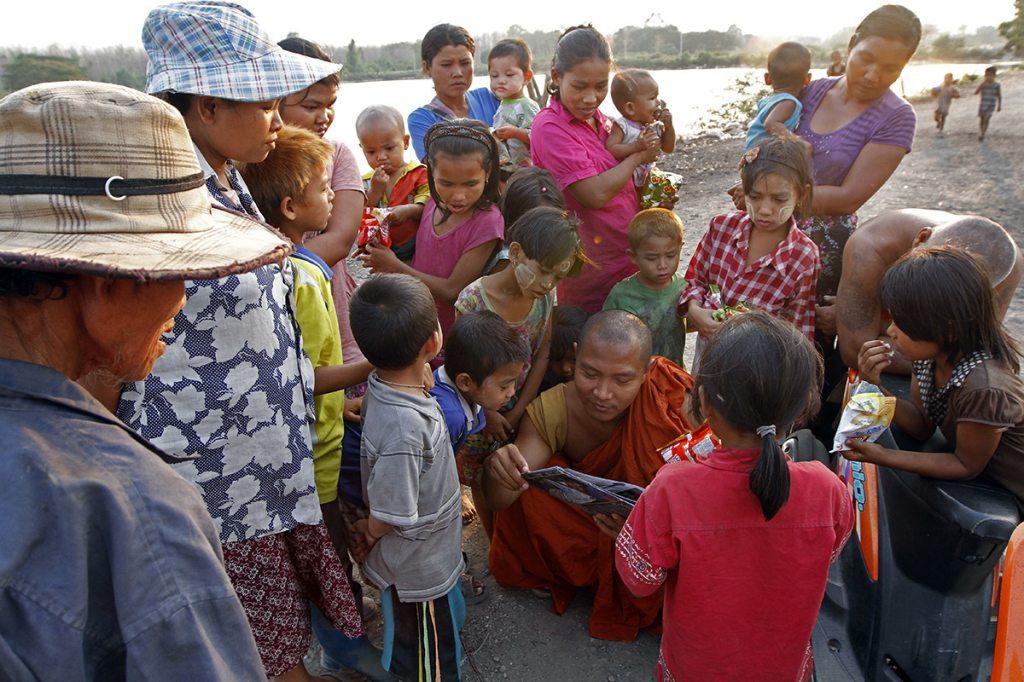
left=892, top=469, right=1020, bottom=542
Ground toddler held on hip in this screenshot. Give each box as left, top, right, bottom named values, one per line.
left=357, top=104, right=430, bottom=262
left=606, top=68, right=680, bottom=210
left=488, top=38, right=540, bottom=175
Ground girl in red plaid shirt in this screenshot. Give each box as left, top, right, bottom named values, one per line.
left=680, top=133, right=819, bottom=370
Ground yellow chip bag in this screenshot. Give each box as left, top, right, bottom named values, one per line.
left=831, top=388, right=896, bottom=454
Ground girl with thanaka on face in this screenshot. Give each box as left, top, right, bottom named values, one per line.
left=488, top=37, right=540, bottom=173
left=530, top=25, right=660, bottom=312
left=120, top=4, right=388, bottom=680
left=408, top=23, right=500, bottom=160
left=455, top=207, right=587, bottom=536
left=360, top=119, right=504, bottom=337
left=681, top=133, right=820, bottom=374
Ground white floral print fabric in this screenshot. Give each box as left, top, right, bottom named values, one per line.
left=118, top=260, right=321, bottom=543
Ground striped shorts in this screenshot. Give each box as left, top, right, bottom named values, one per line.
left=381, top=584, right=466, bottom=681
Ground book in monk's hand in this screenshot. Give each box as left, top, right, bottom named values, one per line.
left=522, top=467, right=643, bottom=517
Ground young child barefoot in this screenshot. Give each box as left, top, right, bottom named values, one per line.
left=606, top=68, right=680, bottom=209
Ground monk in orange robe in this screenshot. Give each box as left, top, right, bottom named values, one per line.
left=483, top=310, right=695, bottom=640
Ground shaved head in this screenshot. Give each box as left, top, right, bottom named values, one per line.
left=577, top=310, right=653, bottom=362
left=927, top=216, right=1017, bottom=286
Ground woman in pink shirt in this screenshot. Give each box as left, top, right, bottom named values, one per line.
left=531, top=25, right=661, bottom=312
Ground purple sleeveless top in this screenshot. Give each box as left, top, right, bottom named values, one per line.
left=796, top=77, right=916, bottom=187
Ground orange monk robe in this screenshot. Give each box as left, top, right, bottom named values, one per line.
left=489, top=356, right=694, bottom=640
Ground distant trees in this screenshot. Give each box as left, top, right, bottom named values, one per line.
left=999, top=0, right=1024, bottom=55
left=3, top=53, right=85, bottom=92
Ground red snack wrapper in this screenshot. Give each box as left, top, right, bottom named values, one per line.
left=357, top=207, right=392, bottom=249
left=658, top=423, right=721, bottom=464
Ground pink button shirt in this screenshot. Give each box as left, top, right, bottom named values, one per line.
left=410, top=198, right=504, bottom=334
left=531, top=98, right=640, bottom=312
left=326, top=140, right=367, bottom=365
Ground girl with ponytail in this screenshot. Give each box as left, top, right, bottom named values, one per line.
left=613, top=311, right=854, bottom=681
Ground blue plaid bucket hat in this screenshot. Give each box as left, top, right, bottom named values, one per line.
left=143, top=1, right=342, bottom=102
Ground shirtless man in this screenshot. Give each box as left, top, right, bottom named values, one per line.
left=836, top=209, right=1022, bottom=374
left=482, top=310, right=695, bottom=640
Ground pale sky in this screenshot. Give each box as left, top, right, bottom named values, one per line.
left=0, top=1, right=1015, bottom=50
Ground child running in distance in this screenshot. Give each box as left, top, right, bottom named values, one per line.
left=360, top=119, right=504, bottom=337
left=849, top=246, right=1024, bottom=512
left=540, top=304, right=590, bottom=391
left=745, top=42, right=811, bottom=150
left=680, top=133, right=819, bottom=371
left=615, top=311, right=853, bottom=681
left=356, top=105, right=430, bottom=262
left=603, top=208, right=687, bottom=368
left=975, top=66, right=1002, bottom=141
left=455, top=206, right=586, bottom=535
left=489, top=38, right=540, bottom=174
left=607, top=68, right=680, bottom=210
left=348, top=274, right=466, bottom=682
left=931, top=72, right=960, bottom=134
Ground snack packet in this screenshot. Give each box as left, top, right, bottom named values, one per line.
left=831, top=381, right=896, bottom=456
left=357, top=207, right=392, bottom=251
left=707, top=284, right=751, bottom=322
left=658, top=423, right=721, bottom=464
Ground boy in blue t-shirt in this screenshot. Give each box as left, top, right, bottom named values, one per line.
left=432, top=311, right=529, bottom=537
left=745, top=41, right=812, bottom=150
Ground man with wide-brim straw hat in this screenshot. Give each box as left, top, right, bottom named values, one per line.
left=0, top=80, right=284, bottom=679
left=110, top=3, right=393, bottom=681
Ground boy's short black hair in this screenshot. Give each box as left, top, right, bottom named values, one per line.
left=767, top=42, right=811, bottom=90
left=444, top=311, right=530, bottom=385
left=349, top=274, right=438, bottom=370
left=488, top=37, right=532, bottom=72
left=985, top=66, right=997, bottom=76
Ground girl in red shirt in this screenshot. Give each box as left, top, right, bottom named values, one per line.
left=615, top=311, right=853, bottom=681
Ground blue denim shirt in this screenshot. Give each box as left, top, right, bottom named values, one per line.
left=0, top=358, right=264, bottom=680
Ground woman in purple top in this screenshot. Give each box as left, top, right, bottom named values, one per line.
left=794, top=6, right=921, bottom=313
left=531, top=25, right=662, bottom=312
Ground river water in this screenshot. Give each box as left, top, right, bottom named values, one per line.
left=326, top=62, right=1005, bottom=172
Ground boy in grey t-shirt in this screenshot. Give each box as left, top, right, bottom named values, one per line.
left=349, top=274, right=465, bottom=680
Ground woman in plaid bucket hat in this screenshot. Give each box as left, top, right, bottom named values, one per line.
left=106, top=3, right=392, bottom=680
left=0, top=80, right=285, bottom=680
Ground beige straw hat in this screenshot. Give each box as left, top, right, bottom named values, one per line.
left=0, top=80, right=291, bottom=281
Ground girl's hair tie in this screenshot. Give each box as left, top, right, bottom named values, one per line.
left=755, top=424, right=777, bottom=438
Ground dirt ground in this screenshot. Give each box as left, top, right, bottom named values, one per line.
left=453, top=71, right=1024, bottom=682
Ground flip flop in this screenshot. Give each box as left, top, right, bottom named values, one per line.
left=460, top=572, right=487, bottom=605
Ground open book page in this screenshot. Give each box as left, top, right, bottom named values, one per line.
left=523, top=466, right=644, bottom=517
